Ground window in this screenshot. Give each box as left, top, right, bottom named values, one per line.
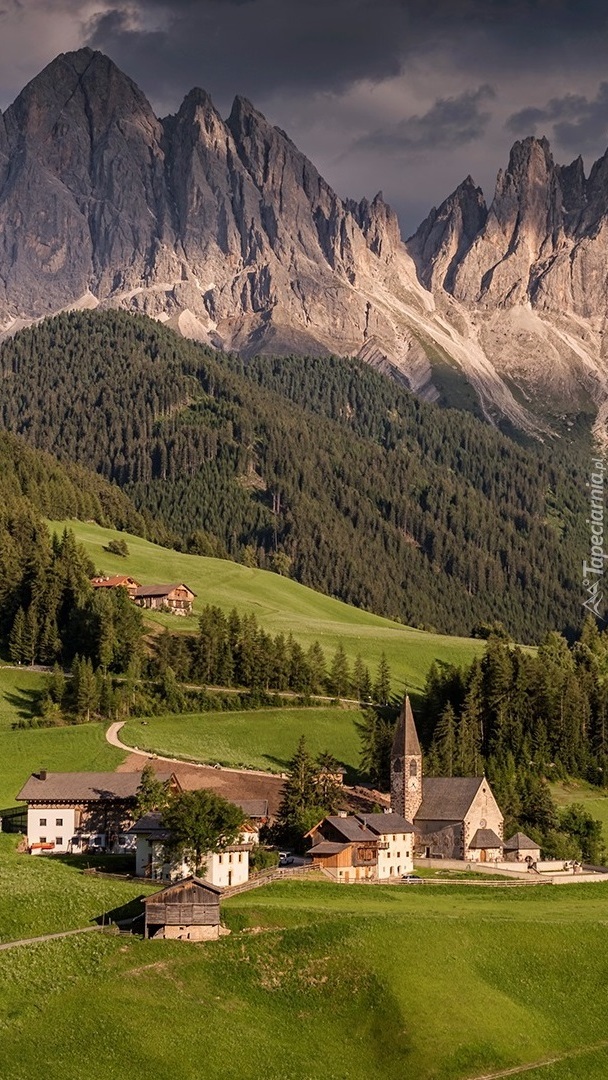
left=410, top=759, right=417, bottom=777
left=56, top=837, right=63, bottom=846
left=39, top=817, right=47, bottom=826
left=218, top=854, right=223, bottom=864
left=238, top=852, right=242, bottom=863
left=397, top=851, right=401, bottom=858
left=39, top=837, right=47, bottom=843
left=56, top=818, right=63, bottom=826
left=406, top=850, right=410, bottom=857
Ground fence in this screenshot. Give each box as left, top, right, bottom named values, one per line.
left=222, top=863, right=316, bottom=898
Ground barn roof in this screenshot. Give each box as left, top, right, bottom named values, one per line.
left=323, top=815, right=377, bottom=842
left=504, top=832, right=539, bottom=851
left=356, top=813, right=414, bottom=835
left=143, top=875, right=222, bottom=902
left=91, top=576, right=140, bottom=588
left=134, top=583, right=196, bottom=598
left=469, top=828, right=503, bottom=849
left=416, top=777, right=484, bottom=821
left=309, top=841, right=352, bottom=856
left=17, top=771, right=173, bottom=803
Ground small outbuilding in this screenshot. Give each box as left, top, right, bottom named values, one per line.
left=467, top=828, right=503, bottom=863
left=144, top=876, right=223, bottom=940
left=503, top=832, right=541, bottom=863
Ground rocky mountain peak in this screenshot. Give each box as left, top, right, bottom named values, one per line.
left=406, top=174, right=487, bottom=291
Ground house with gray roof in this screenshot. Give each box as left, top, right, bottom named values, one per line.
left=17, top=769, right=177, bottom=855
left=305, top=811, right=414, bottom=881
left=503, top=832, right=541, bottom=863
left=391, top=697, right=504, bottom=862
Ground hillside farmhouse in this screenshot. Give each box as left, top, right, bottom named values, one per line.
left=306, top=812, right=414, bottom=881
left=17, top=769, right=177, bottom=854
left=391, top=697, right=504, bottom=861
left=91, top=575, right=140, bottom=597
left=143, top=877, right=225, bottom=941
left=134, top=583, right=196, bottom=615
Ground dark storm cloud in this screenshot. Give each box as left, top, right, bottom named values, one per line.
left=507, top=83, right=608, bottom=154
left=355, top=85, right=496, bottom=154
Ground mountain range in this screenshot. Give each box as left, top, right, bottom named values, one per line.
left=2, top=48, right=608, bottom=437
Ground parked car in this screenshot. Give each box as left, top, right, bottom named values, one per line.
left=279, top=851, right=294, bottom=866
left=401, top=874, right=423, bottom=883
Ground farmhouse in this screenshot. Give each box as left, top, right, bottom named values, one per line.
left=91, top=575, right=140, bottom=597
left=17, top=769, right=177, bottom=855
left=306, top=812, right=414, bottom=881
left=130, top=807, right=252, bottom=887
left=391, top=697, right=504, bottom=861
left=134, top=583, right=196, bottom=615
left=143, top=877, right=224, bottom=941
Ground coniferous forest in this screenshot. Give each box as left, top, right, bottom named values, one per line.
left=0, top=310, right=589, bottom=643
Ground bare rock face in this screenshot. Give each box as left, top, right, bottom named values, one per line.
left=6, top=49, right=608, bottom=436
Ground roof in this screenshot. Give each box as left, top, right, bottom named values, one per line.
left=469, top=828, right=503, bottom=849
left=91, top=576, right=139, bottom=588
left=235, top=799, right=269, bottom=819
left=391, top=695, right=421, bottom=759
left=355, top=813, right=414, bottom=835
left=17, top=771, right=173, bottom=803
left=323, top=815, right=377, bottom=842
left=310, top=841, right=352, bottom=856
left=504, top=832, right=539, bottom=851
left=416, top=777, right=485, bottom=822
left=143, top=876, right=222, bottom=902
left=134, top=583, right=196, bottom=598
left=130, top=811, right=170, bottom=838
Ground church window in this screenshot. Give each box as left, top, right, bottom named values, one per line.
left=410, top=760, right=417, bottom=777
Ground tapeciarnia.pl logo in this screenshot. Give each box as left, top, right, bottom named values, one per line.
left=582, top=457, right=607, bottom=620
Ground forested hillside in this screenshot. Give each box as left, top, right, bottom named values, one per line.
left=0, top=311, right=588, bottom=642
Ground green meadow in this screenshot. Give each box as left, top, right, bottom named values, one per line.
left=551, top=778, right=608, bottom=846
left=121, top=705, right=362, bottom=776
left=51, top=519, right=484, bottom=691
left=1, top=876, right=608, bottom=1079
left=0, top=667, right=124, bottom=809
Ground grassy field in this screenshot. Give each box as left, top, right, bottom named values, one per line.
left=0, top=835, right=157, bottom=944
left=51, top=519, right=484, bottom=691
left=1, top=877, right=608, bottom=1079
left=122, top=706, right=363, bottom=776
left=0, top=667, right=124, bottom=809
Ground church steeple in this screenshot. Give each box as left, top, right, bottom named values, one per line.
left=390, top=695, right=423, bottom=821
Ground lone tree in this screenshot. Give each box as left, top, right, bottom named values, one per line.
left=136, top=763, right=169, bottom=816
left=163, top=789, right=245, bottom=874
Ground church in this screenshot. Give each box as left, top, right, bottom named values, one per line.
left=391, top=696, right=504, bottom=862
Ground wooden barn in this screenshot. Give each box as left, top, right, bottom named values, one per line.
left=134, top=583, right=196, bottom=615
left=144, top=876, right=223, bottom=941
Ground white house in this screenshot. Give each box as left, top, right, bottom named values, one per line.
left=130, top=811, right=251, bottom=889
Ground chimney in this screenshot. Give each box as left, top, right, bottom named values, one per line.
left=337, top=810, right=347, bottom=818
left=39, top=769, right=47, bottom=781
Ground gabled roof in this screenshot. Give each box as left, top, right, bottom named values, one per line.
left=416, top=777, right=485, bottom=822
left=391, top=695, right=421, bottom=759
left=17, top=771, right=173, bottom=803
left=309, top=841, right=352, bottom=856
left=469, top=828, right=503, bottom=849
left=355, top=813, right=414, bottom=835
left=235, top=799, right=269, bottom=820
left=134, top=583, right=196, bottom=598
left=91, top=576, right=140, bottom=588
left=143, top=875, right=222, bottom=901
left=504, top=832, right=539, bottom=851
left=323, top=815, right=377, bottom=842
left=130, top=811, right=170, bottom=838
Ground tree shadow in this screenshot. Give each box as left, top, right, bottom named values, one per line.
left=3, top=687, right=44, bottom=722
left=95, top=895, right=147, bottom=930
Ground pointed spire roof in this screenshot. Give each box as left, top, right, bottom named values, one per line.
left=391, top=695, right=421, bottom=757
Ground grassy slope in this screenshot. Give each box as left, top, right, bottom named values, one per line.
left=551, top=779, right=608, bottom=845
left=0, top=835, right=156, bottom=944
left=121, top=706, right=363, bottom=776
left=1, top=878, right=608, bottom=1079
left=0, top=667, right=124, bottom=809
left=51, top=519, right=483, bottom=690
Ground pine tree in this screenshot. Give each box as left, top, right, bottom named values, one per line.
left=373, top=653, right=391, bottom=705
left=8, top=607, right=26, bottom=664
left=315, top=751, right=344, bottom=813
left=276, top=736, right=325, bottom=846
left=432, top=703, right=457, bottom=777
left=136, top=762, right=169, bottom=816
left=328, top=644, right=350, bottom=698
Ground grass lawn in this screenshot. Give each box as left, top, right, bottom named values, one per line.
left=121, top=706, right=363, bottom=776
left=0, top=835, right=157, bottom=944
left=0, top=667, right=125, bottom=810
left=551, top=778, right=608, bottom=846
left=1, top=877, right=608, bottom=1079
left=50, top=519, right=484, bottom=691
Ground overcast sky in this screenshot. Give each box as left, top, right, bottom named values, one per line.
left=1, top=0, right=608, bottom=233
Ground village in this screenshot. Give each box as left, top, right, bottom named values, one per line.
left=12, top=697, right=607, bottom=944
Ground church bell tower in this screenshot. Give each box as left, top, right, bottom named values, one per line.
left=390, top=695, right=423, bottom=822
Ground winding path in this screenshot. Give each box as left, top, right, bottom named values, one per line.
left=470, top=1040, right=608, bottom=1077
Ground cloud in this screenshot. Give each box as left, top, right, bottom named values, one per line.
left=354, top=85, right=496, bottom=155
left=506, top=82, right=608, bottom=153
